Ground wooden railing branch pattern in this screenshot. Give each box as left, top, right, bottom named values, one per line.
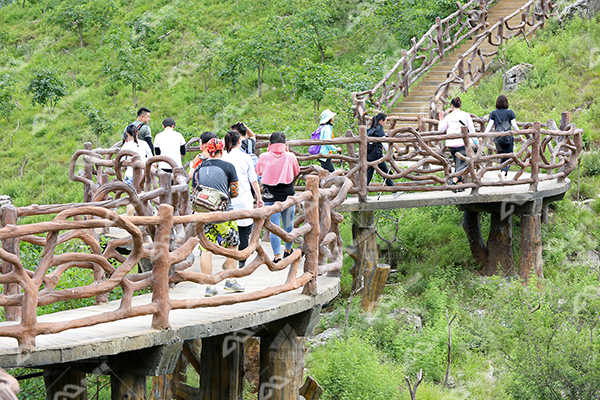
left=352, top=0, right=554, bottom=123
left=0, top=169, right=351, bottom=351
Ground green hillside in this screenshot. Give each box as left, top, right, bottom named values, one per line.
left=0, top=0, right=458, bottom=206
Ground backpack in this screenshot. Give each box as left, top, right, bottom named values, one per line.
left=191, top=167, right=229, bottom=212
left=122, top=121, right=147, bottom=142
left=366, top=126, right=377, bottom=154
left=241, top=138, right=259, bottom=166
left=308, top=125, right=324, bottom=155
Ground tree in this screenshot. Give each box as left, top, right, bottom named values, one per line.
left=190, top=30, right=221, bottom=93
left=25, top=67, right=68, bottom=113
left=103, top=32, right=152, bottom=106
left=217, top=41, right=244, bottom=95
left=285, top=58, right=338, bottom=117
left=0, top=72, right=19, bottom=122
left=49, top=0, right=90, bottom=47
left=296, top=3, right=335, bottom=63
left=160, top=0, right=199, bottom=61
left=78, top=101, right=114, bottom=147
left=87, top=0, right=116, bottom=46
left=239, top=21, right=281, bottom=98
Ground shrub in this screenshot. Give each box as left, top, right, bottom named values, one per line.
left=25, top=67, right=68, bottom=113
left=580, top=150, right=600, bottom=176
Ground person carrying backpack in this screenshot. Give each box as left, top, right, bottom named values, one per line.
left=483, top=95, right=521, bottom=180
left=122, top=107, right=154, bottom=155
left=367, top=113, right=400, bottom=195
left=309, top=109, right=341, bottom=172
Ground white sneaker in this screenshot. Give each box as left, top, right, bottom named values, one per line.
left=205, top=286, right=218, bottom=297
left=498, top=172, right=504, bottom=181
left=393, top=191, right=404, bottom=198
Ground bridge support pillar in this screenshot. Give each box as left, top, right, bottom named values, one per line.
left=487, top=213, right=514, bottom=276
left=347, top=211, right=388, bottom=311
left=43, top=368, right=88, bottom=400
left=111, top=373, right=147, bottom=399
left=198, top=333, right=245, bottom=400
left=259, top=334, right=305, bottom=400
left=520, top=213, right=543, bottom=284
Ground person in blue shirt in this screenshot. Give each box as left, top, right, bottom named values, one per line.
left=317, top=109, right=341, bottom=172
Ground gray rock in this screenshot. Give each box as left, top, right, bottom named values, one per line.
left=390, top=308, right=422, bottom=329
left=308, top=327, right=341, bottom=348
left=503, top=63, right=534, bottom=92
left=560, top=0, right=600, bottom=21
left=0, top=195, right=12, bottom=207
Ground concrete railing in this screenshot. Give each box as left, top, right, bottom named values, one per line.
left=0, top=173, right=351, bottom=351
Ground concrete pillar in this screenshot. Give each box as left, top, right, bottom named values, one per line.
left=198, top=334, right=245, bottom=400
left=520, top=213, right=543, bottom=284
left=44, top=369, right=87, bottom=400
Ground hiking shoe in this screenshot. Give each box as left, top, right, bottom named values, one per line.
left=224, top=279, right=245, bottom=292
left=205, top=286, right=218, bottom=297
left=283, top=249, right=293, bottom=258
left=393, top=191, right=404, bottom=198
left=273, top=257, right=282, bottom=264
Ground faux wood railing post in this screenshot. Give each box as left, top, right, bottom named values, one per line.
left=358, top=126, right=368, bottom=202
left=0, top=205, right=20, bottom=321
left=151, top=204, right=174, bottom=330
left=83, top=142, right=93, bottom=203
left=435, top=17, right=445, bottom=62
left=461, top=126, right=478, bottom=195
left=159, top=173, right=172, bottom=206
left=530, top=122, right=541, bottom=191
left=559, top=111, right=571, bottom=130
left=302, top=175, right=320, bottom=296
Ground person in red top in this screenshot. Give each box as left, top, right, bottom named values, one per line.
left=255, top=132, right=300, bottom=263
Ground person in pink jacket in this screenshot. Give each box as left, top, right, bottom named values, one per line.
left=255, top=132, right=300, bottom=263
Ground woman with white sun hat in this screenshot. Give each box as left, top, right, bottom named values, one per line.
left=316, top=109, right=342, bottom=172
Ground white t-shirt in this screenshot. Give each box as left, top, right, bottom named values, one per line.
left=222, top=148, right=257, bottom=227
left=121, top=140, right=152, bottom=179
left=154, top=128, right=186, bottom=170
left=438, top=109, right=476, bottom=147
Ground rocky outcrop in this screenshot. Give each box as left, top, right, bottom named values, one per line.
left=503, top=63, right=534, bottom=92
left=0, top=196, right=12, bottom=207
left=560, top=0, right=600, bottom=20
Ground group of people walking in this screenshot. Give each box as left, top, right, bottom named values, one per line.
left=121, top=94, right=520, bottom=296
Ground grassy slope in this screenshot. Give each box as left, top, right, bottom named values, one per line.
left=0, top=0, right=389, bottom=207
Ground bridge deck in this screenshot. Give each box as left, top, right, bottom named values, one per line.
left=0, top=245, right=339, bottom=368
left=337, top=172, right=571, bottom=212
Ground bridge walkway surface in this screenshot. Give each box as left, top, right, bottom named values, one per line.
left=0, top=242, right=339, bottom=369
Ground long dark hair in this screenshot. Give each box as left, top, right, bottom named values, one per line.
left=224, top=130, right=241, bottom=153
left=125, top=124, right=139, bottom=144
left=370, top=112, right=387, bottom=129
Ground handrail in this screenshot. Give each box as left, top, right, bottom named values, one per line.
left=352, top=0, right=554, bottom=124
left=0, top=173, right=352, bottom=351
left=248, top=112, right=581, bottom=199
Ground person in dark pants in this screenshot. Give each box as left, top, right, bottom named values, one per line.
left=366, top=113, right=402, bottom=197
left=484, top=94, right=521, bottom=180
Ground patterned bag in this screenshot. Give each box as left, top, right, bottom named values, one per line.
left=190, top=185, right=229, bottom=213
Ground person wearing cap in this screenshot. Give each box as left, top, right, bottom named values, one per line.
left=316, top=109, right=342, bottom=172
left=154, top=118, right=187, bottom=173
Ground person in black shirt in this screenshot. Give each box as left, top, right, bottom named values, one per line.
left=192, top=138, right=244, bottom=295
left=484, top=95, right=521, bottom=180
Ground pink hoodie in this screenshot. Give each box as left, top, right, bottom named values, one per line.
left=255, top=143, right=300, bottom=185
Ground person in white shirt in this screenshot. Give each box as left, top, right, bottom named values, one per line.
left=121, top=124, right=152, bottom=185
left=154, top=118, right=186, bottom=173
left=438, top=97, right=476, bottom=191
left=222, top=130, right=263, bottom=268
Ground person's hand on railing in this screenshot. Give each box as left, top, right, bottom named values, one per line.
left=257, top=198, right=264, bottom=208
left=336, top=147, right=342, bottom=154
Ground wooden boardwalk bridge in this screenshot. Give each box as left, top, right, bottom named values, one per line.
left=0, top=0, right=579, bottom=398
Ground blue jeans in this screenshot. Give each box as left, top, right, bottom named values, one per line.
left=264, top=202, right=295, bottom=256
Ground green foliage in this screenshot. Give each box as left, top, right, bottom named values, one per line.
left=0, top=71, right=19, bottom=122
left=24, top=67, right=68, bottom=113
left=77, top=101, right=114, bottom=147
left=376, top=0, right=459, bottom=48
left=48, top=0, right=91, bottom=47
left=103, top=30, right=153, bottom=106
left=580, top=150, right=600, bottom=176
left=486, top=281, right=600, bottom=400
left=308, top=335, right=404, bottom=400
left=87, top=0, right=117, bottom=46
left=285, top=59, right=338, bottom=115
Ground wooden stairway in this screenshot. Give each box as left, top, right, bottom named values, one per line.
left=388, top=0, right=531, bottom=127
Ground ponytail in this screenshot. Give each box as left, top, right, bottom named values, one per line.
left=370, top=112, right=387, bottom=129
left=126, top=124, right=139, bottom=144
left=224, top=130, right=240, bottom=153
